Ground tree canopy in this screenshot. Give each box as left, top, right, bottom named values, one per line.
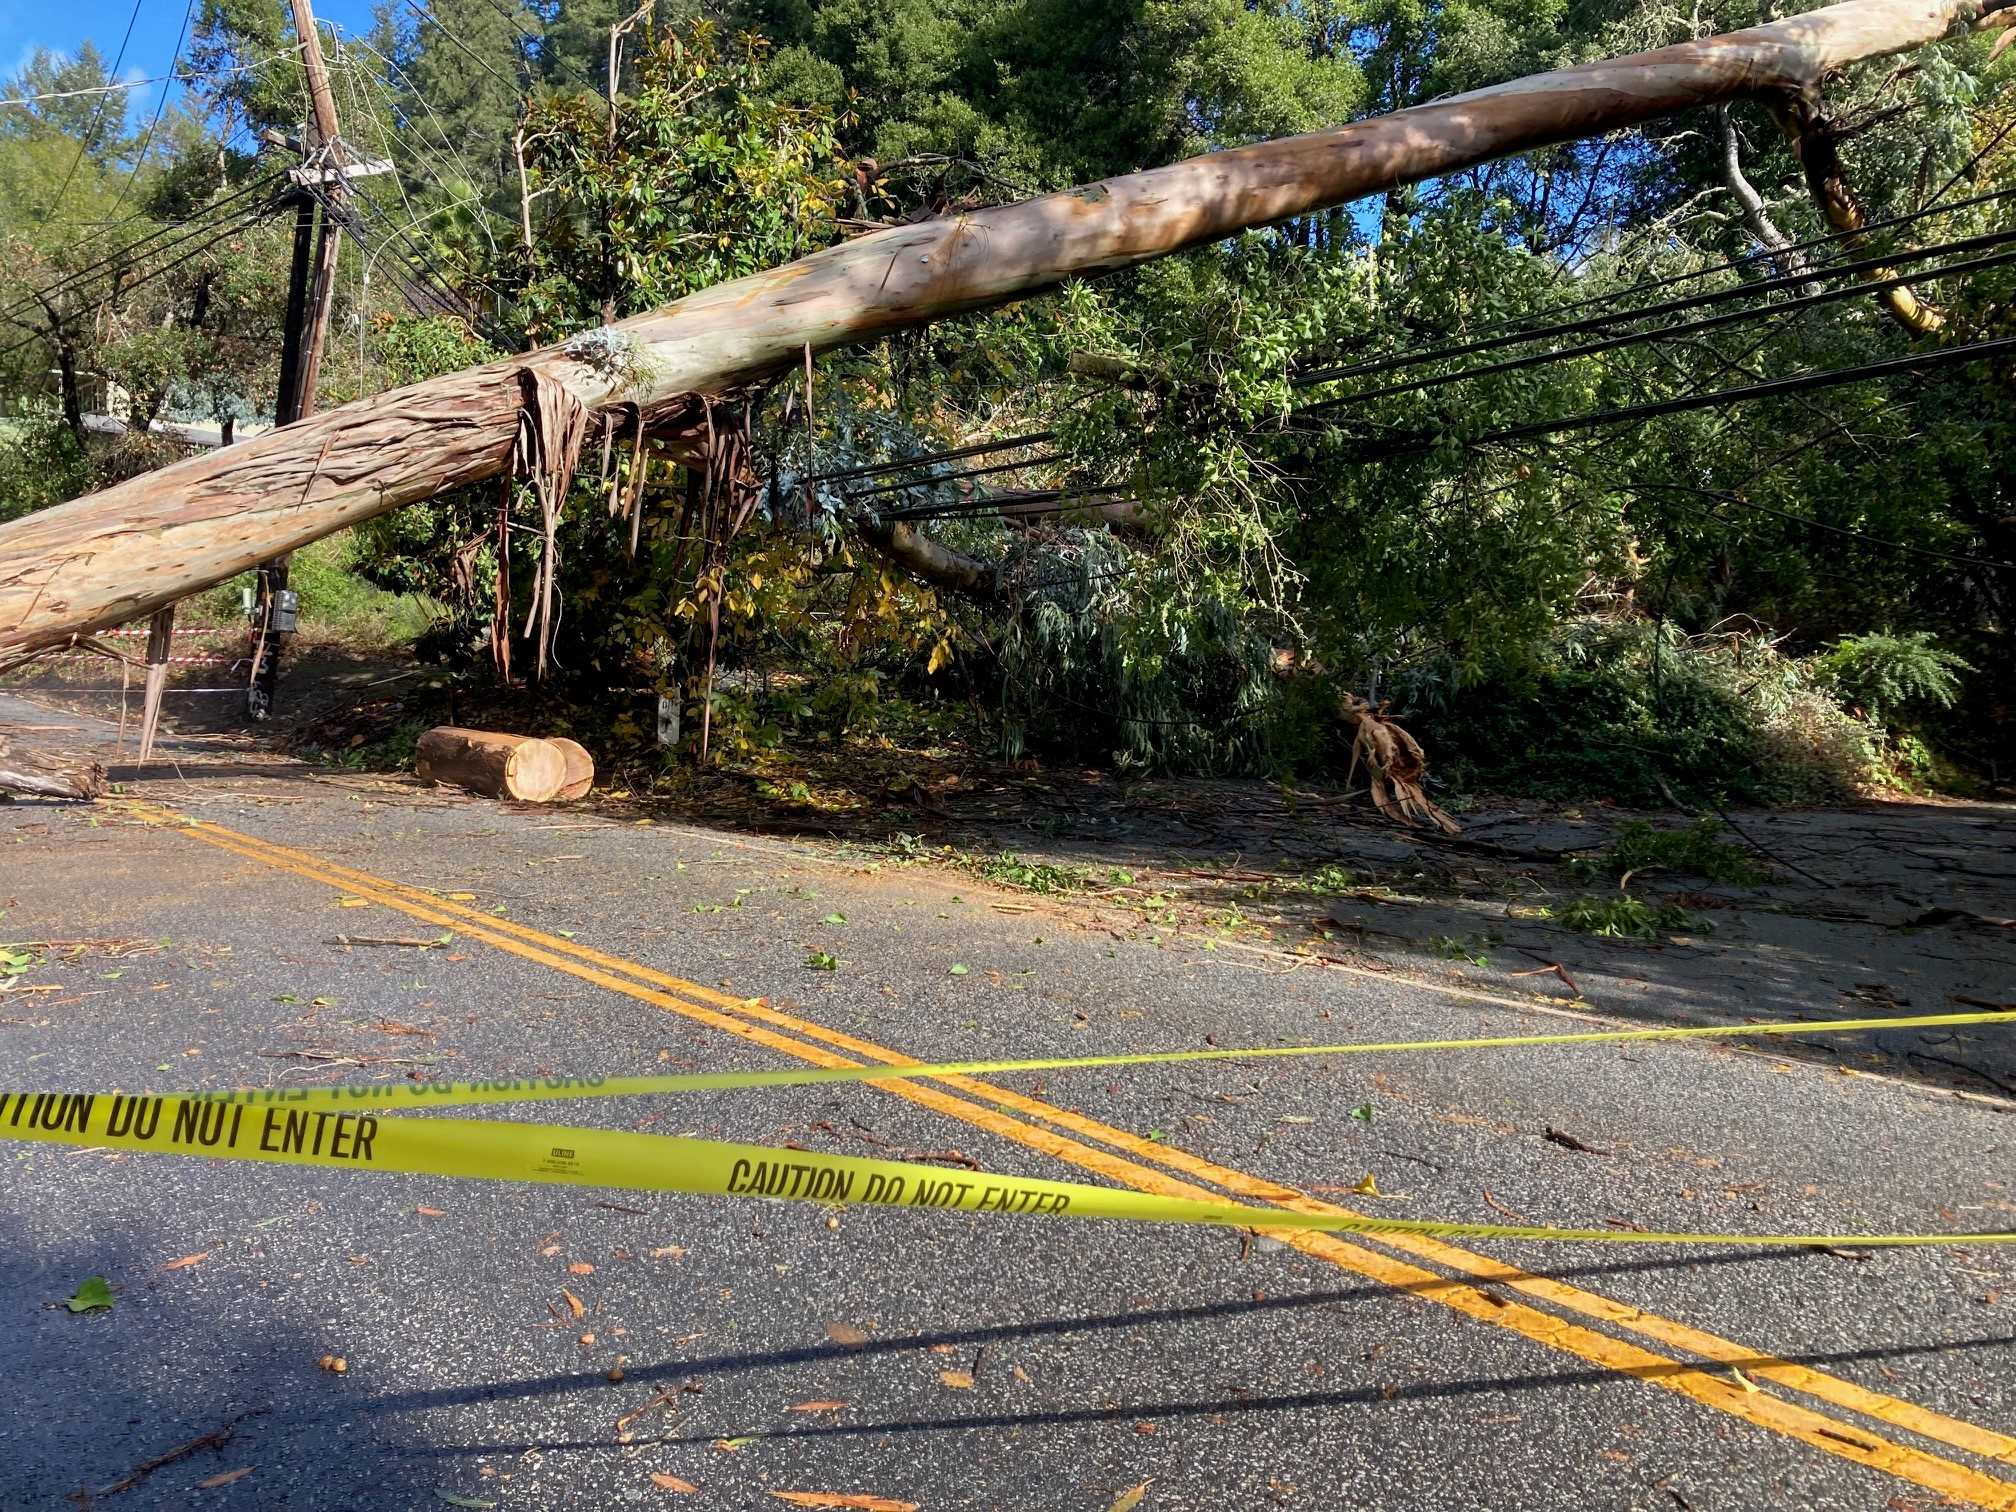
left=2, top=0, right=2010, bottom=798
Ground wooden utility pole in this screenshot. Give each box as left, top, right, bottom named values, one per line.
left=248, top=0, right=349, bottom=719
left=2, top=0, right=2011, bottom=655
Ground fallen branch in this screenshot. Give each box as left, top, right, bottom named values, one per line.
left=0, top=735, right=106, bottom=800
left=76, top=1411, right=264, bottom=1501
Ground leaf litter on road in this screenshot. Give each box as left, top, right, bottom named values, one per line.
left=770, top=1494, right=920, bottom=1511
left=65, top=1275, right=113, bottom=1313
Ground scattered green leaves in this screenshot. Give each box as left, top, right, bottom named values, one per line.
left=1555, top=895, right=1709, bottom=940
left=65, top=1276, right=114, bottom=1313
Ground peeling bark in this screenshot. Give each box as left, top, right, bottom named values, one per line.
left=0, top=737, right=106, bottom=800
left=1774, top=95, right=1947, bottom=334
left=2, top=0, right=2005, bottom=652
left=1716, top=104, right=1821, bottom=293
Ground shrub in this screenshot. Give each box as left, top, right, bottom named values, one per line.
left=1812, top=632, right=1972, bottom=726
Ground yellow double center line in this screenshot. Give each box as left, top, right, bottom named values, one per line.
left=123, top=801, right=2016, bottom=1508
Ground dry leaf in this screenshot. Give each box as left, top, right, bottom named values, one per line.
left=317, top=1354, right=348, bottom=1374
left=1109, top=1481, right=1151, bottom=1512
left=1727, top=1367, right=1759, bottom=1394
left=1133, top=1421, right=1157, bottom=1436
left=823, top=1321, right=869, bottom=1347
left=789, top=1400, right=846, bottom=1413
left=568, top=1262, right=596, bottom=1275
left=650, top=1245, right=686, bottom=1260
left=416, top=1205, right=446, bottom=1218
left=197, top=1467, right=253, bottom=1489
left=562, top=1289, right=586, bottom=1320
left=770, top=1495, right=920, bottom=1511
left=163, top=1252, right=209, bottom=1271
left=649, top=1473, right=698, bottom=1494
left=938, top=1370, right=974, bottom=1390
left=1349, top=1173, right=1382, bottom=1197
left=1011, top=1364, right=1032, bottom=1384
left=712, top=1437, right=755, bottom=1453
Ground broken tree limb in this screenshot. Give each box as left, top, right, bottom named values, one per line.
left=414, top=727, right=567, bottom=802
left=2, top=0, right=2007, bottom=652
left=1774, top=93, right=1949, bottom=334
left=856, top=518, right=999, bottom=598
left=1340, top=695, right=1461, bottom=835
left=0, top=735, right=106, bottom=800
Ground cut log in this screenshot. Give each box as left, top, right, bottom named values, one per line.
left=548, top=736, right=595, bottom=801
left=414, top=727, right=567, bottom=802
left=0, top=735, right=106, bottom=800
left=1, top=0, right=2007, bottom=652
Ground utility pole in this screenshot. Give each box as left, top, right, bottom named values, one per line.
left=248, top=0, right=347, bottom=720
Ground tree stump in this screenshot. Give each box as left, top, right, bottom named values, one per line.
left=547, top=737, right=595, bottom=801
left=414, top=727, right=567, bottom=803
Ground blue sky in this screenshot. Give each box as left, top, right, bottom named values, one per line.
left=4, top=0, right=381, bottom=128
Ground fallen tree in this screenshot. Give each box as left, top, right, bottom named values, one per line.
left=1, top=0, right=2010, bottom=655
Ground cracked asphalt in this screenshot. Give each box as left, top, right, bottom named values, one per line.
left=1, top=692, right=2013, bottom=1511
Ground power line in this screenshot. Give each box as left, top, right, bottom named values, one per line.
left=1300, top=236, right=2016, bottom=417
left=399, top=0, right=517, bottom=90
left=1294, top=222, right=2016, bottom=393
left=104, top=0, right=197, bottom=223
left=0, top=198, right=274, bottom=365
left=847, top=452, right=1067, bottom=499
left=883, top=333, right=2016, bottom=529
left=828, top=235, right=2016, bottom=508
left=0, top=171, right=284, bottom=328
left=46, top=0, right=149, bottom=216
left=468, top=0, right=599, bottom=95
left=1444, top=332, right=2016, bottom=454
left=1593, top=477, right=2016, bottom=574
left=811, top=198, right=2016, bottom=492
left=809, top=431, right=1055, bottom=487
left=1388, top=183, right=2016, bottom=360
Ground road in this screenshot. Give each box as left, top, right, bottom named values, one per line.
left=2, top=694, right=2013, bottom=1511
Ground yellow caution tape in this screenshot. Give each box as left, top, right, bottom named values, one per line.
left=95, top=1008, right=2016, bottom=1114
left=3, top=1090, right=2010, bottom=1248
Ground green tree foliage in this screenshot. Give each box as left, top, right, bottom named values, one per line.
left=4, top=0, right=2013, bottom=800
left=744, top=0, right=1363, bottom=188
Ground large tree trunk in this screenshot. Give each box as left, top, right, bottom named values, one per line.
left=1, top=0, right=2007, bottom=653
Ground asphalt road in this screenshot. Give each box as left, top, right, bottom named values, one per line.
left=2, top=695, right=2013, bottom=1511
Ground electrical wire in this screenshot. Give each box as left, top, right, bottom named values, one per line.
left=1302, top=240, right=2016, bottom=416
left=400, top=0, right=517, bottom=90
left=104, top=0, right=197, bottom=223
left=1294, top=223, right=2016, bottom=393
left=0, top=171, right=284, bottom=329
left=0, top=198, right=274, bottom=365
left=45, top=0, right=149, bottom=216
left=878, top=334, right=2016, bottom=552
